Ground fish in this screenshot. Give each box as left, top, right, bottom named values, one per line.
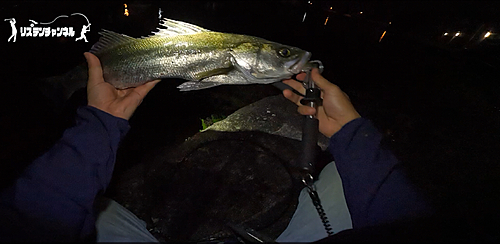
left=40, top=18, right=313, bottom=101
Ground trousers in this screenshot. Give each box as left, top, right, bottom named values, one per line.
left=95, top=162, right=352, bottom=242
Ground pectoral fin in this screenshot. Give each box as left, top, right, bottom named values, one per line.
left=193, top=66, right=234, bottom=81
left=177, top=81, right=222, bottom=91
left=178, top=69, right=252, bottom=91
left=201, top=71, right=250, bottom=84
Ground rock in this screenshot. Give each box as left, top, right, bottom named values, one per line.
left=206, top=95, right=330, bottom=150
left=111, top=95, right=333, bottom=242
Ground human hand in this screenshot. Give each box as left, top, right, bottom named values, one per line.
left=282, top=68, right=360, bottom=138
left=84, top=52, right=160, bottom=120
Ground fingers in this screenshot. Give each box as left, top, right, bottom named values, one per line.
left=296, top=72, right=307, bottom=81
left=309, top=68, right=334, bottom=91
left=125, top=79, right=160, bottom=105
left=307, top=68, right=346, bottom=99
left=282, top=89, right=302, bottom=107
left=283, top=78, right=305, bottom=94
left=282, top=79, right=305, bottom=105
left=283, top=69, right=333, bottom=106
left=296, top=68, right=338, bottom=92
left=297, top=106, right=316, bottom=116
left=134, top=79, right=160, bottom=98
left=84, top=52, right=104, bottom=87
left=111, top=80, right=160, bottom=120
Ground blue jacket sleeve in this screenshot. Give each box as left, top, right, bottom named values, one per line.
left=328, top=117, right=432, bottom=228
left=0, top=106, right=129, bottom=241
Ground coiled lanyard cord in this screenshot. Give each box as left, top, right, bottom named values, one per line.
left=302, top=173, right=334, bottom=237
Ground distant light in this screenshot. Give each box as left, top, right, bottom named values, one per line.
left=330, top=7, right=332, bottom=10
left=379, top=30, right=387, bottom=42
left=324, top=16, right=329, bottom=25
left=455, top=32, right=461, bottom=37
left=389, top=22, right=391, bottom=25
left=308, top=1, right=312, bottom=4
left=443, top=32, right=448, bottom=36
left=302, top=12, right=307, bottom=22
left=359, top=11, right=363, bottom=14
left=124, top=3, right=129, bottom=16
left=485, top=31, right=492, bottom=38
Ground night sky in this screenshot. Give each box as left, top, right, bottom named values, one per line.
left=2, top=1, right=500, bottom=76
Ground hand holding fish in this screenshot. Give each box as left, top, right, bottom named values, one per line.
left=84, top=52, right=160, bottom=120
left=282, top=68, right=360, bottom=138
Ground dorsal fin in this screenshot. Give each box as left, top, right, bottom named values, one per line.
left=90, top=29, right=136, bottom=54
left=143, top=18, right=211, bottom=38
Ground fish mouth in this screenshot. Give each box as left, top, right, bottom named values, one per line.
left=288, top=51, right=312, bottom=74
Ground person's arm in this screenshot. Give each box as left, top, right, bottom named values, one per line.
left=0, top=53, right=159, bottom=241
left=0, top=106, right=130, bottom=241
left=282, top=68, right=432, bottom=229
left=329, top=117, right=432, bottom=228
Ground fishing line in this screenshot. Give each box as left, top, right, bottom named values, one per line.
left=38, top=15, right=68, bottom=25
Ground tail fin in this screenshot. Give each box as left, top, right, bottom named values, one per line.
left=37, top=64, right=88, bottom=105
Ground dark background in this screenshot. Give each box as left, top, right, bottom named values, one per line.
left=1, top=0, right=500, bottom=240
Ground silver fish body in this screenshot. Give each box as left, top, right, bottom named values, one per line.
left=90, top=18, right=312, bottom=91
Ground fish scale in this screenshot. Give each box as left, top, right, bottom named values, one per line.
left=44, top=18, right=313, bottom=101
left=89, top=18, right=313, bottom=90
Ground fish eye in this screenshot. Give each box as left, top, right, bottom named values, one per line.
left=278, top=48, right=291, bottom=57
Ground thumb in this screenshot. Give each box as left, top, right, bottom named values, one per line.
left=84, top=52, right=104, bottom=87
left=130, top=79, right=161, bottom=101
left=310, top=68, right=334, bottom=90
